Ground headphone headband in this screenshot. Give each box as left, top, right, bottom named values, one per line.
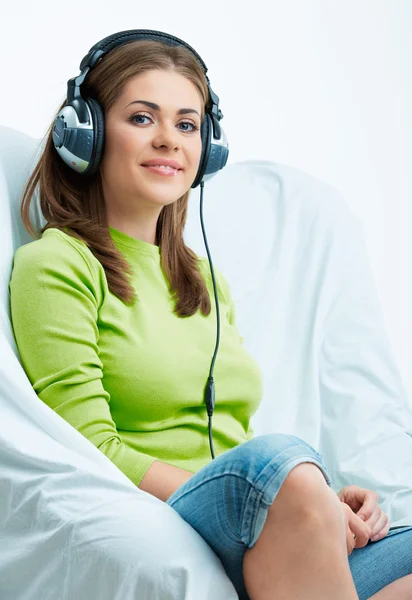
left=80, top=29, right=209, bottom=76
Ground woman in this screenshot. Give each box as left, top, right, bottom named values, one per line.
left=9, top=31, right=412, bottom=600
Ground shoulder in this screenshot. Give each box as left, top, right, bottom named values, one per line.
left=197, top=255, right=229, bottom=298
left=11, top=228, right=105, bottom=300
left=13, top=227, right=99, bottom=274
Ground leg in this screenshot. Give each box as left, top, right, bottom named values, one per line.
left=348, top=524, right=412, bottom=599
left=243, top=462, right=358, bottom=600
left=368, top=574, right=412, bottom=599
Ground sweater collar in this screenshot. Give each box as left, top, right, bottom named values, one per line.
left=109, top=226, right=161, bottom=259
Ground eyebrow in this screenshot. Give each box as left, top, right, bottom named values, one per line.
left=123, top=99, right=200, bottom=118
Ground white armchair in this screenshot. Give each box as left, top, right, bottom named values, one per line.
left=1, top=125, right=411, bottom=599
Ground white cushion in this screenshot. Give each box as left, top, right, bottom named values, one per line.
left=2, top=125, right=412, bottom=598
left=184, top=157, right=412, bottom=530
left=0, top=126, right=238, bottom=600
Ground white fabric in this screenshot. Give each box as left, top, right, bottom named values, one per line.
left=0, top=127, right=237, bottom=600
left=1, top=126, right=412, bottom=599
left=185, top=158, right=412, bottom=529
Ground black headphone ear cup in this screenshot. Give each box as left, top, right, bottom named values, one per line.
left=192, top=112, right=211, bottom=188
left=85, top=97, right=105, bottom=176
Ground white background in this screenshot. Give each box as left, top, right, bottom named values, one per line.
left=1, top=0, right=411, bottom=400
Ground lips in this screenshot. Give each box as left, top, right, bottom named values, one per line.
left=141, top=164, right=181, bottom=177
left=141, top=158, right=183, bottom=170
left=142, top=164, right=179, bottom=172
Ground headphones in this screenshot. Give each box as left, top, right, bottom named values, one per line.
left=52, top=29, right=230, bottom=460
left=52, top=28, right=229, bottom=189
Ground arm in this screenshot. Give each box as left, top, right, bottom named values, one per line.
left=9, top=233, right=161, bottom=489
left=215, top=264, right=256, bottom=441
left=139, top=460, right=193, bottom=502
left=214, top=264, right=245, bottom=346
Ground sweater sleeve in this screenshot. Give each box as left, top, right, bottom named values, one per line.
left=214, top=265, right=255, bottom=439
left=9, top=234, right=157, bottom=486
left=214, top=265, right=245, bottom=346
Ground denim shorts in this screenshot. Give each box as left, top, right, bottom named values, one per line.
left=166, top=433, right=412, bottom=600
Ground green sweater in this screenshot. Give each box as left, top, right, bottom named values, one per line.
left=9, top=227, right=263, bottom=486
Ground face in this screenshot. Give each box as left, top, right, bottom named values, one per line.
left=100, top=69, right=203, bottom=221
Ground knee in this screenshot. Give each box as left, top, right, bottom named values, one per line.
left=285, top=461, right=330, bottom=490
left=241, top=433, right=320, bottom=465
left=271, top=461, right=342, bottom=523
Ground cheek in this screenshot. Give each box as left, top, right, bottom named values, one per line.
left=120, top=133, right=143, bottom=157
left=192, top=138, right=203, bottom=166
left=105, top=126, right=142, bottom=156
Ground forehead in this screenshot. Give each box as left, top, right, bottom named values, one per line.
left=120, top=69, right=203, bottom=110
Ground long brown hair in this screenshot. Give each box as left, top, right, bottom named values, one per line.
left=20, top=39, right=214, bottom=317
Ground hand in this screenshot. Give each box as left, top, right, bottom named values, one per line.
left=339, top=502, right=372, bottom=556
left=337, top=485, right=390, bottom=544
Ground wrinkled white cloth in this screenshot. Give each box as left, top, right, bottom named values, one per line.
left=1, top=126, right=411, bottom=600
left=184, top=157, right=412, bottom=531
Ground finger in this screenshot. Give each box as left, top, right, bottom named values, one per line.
left=338, top=486, right=363, bottom=512
left=346, top=528, right=355, bottom=556
left=363, top=508, right=382, bottom=532
left=370, top=514, right=390, bottom=541
left=350, top=515, right=372, bottom=546
left=356, top=490, right=379, bottom=521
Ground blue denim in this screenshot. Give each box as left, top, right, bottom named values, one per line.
left=166, top=434, right=412, bottom=600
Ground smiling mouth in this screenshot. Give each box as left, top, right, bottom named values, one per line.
left=141, top=165, right=182, bottom=176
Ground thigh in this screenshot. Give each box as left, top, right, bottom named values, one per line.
left=349, top=525, right=412, bottom=600
left=166, top=433, right=332, bottom=600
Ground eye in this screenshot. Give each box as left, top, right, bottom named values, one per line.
left=128, top=112, right=200, bottom=133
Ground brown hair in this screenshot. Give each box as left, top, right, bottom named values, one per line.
left=20, top=39, right=214, bottom=317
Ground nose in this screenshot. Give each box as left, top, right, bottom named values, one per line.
left=153, top=122, right=182, bottom=150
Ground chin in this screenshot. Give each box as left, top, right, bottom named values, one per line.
left=144, top=184, right=189, bottom=202
left=142, top=193, right=181, bottom=207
